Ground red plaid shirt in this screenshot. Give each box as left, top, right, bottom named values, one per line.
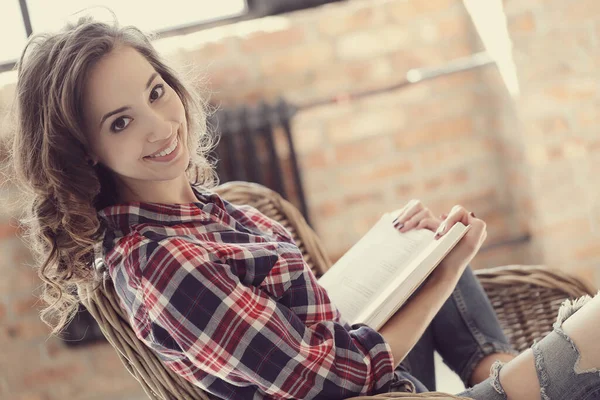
left=97, top=185, right=395, bottom=399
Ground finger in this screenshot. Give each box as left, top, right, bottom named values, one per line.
left=434, top=206, right=472, bottom=239
left=415, top=217, right=442, bottom=232
left=458, top=217, right=487, bottom=253
left=393, top=200, right=424, bottom=227
left=398, top=209, right=430, bottom=232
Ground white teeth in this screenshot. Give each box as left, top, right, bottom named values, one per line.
left=148, top=137, right=178, bottom=158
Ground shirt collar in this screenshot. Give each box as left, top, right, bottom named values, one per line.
left=97, top=185, right=224, bottom=232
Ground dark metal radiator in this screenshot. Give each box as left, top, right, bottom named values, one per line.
left=208, top=98, right=310, bottom=226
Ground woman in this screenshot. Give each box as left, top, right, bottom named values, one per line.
left=7, top=14, right=600, bottom=400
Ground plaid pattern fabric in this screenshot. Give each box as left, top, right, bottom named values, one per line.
left=97, top=185, right=395, bottom=399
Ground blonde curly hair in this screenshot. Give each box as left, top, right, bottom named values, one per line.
left=3, top=13, right=220, bottom=337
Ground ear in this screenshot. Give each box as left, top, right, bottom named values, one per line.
left=85, top=155, right=98, bottom=166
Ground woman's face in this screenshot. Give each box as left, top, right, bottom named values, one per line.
left=82, top=44, right=190, bottom=200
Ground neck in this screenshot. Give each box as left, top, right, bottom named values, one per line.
left=117, top=175, right=198, bottom=205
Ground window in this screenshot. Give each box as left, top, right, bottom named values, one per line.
left=0, top=1, right=29, bottom=65
left=26, top=0, right=248, bottom=34
left=463, top=0, right=520, bottom=96
left=0, top=0, right=248, bottom=72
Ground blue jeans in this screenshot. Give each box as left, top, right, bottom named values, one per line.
left=387, top=265, right=517, bottom=394
left=388, top=266, right=600, bottom=399
left=460, top=293, right=600, bottom=400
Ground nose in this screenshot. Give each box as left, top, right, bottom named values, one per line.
left=145, top=110, right=173, bottom=143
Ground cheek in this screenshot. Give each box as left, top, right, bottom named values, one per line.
left=101, top=137, right=140, bottom=165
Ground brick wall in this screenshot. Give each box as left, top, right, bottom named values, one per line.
left=502, top=0, right=600, bottom=284
left=0, top=0, right=595, bottom=398
left=157, top=0, right=524, bottom=266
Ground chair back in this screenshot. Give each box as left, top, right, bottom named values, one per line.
left=77, top=181, right=596, bottom=400
left=474, top=265, right=596, bottom=352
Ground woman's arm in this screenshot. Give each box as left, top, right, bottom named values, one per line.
left=377, top=266, right=461, bottom=369
left=378, top=202, right=487, bottom=369
left=138, top=235, right=397, bottom=399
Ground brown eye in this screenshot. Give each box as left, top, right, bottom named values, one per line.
left=150, top=84, right=165, bottom=102
left=111, top=117, right=132, bottom=133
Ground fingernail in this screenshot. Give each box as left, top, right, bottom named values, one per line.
left=435, top=223, right=446, bottom=236
left=394, top=222, right=404, bottom=230
left=392, top=217, right=398, bottom=224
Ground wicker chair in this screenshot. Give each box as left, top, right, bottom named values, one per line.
left=77, top=181, right=596, bottom=400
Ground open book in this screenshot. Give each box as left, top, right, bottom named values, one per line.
left=316, top=212, right=470, bottom=331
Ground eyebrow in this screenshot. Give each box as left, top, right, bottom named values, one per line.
left=99, top=72, right=159, bottom=128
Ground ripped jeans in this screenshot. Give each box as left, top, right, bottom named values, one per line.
left=388, top=265, right=519, bottom=393
left=386, top=265, right=600, bottom=399
left=460, top=293, right=600, bottom=400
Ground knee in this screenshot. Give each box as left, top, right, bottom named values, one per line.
left=554, top=292, right=598, bottom=329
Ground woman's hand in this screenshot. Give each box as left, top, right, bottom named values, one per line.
left=392, top=199, right=444, bottom=233
left=392, top=200, right=487, bottom=281
left=432, top=205, right=487, bottom=281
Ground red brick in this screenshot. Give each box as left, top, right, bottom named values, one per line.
left=187, top=39, right=235, bottom=61
left=318, top=6, right=380, bottom=36
left=387, top=0, right=459, bottom=22
left=344, top=191, right=384, bottom=207
left=436, top=12, right=474, bottom=42
left=336, top=26, right=411, bottom=60
left=531, top=217, right=594, bottom=238
left=259, top=42, right=334, bottom=76
left=566, top=265, right=597, bottom=288
left=573, top=243, right=600, bottom=262
left=453, top=188, right=499, bottom=215
left=290, top=124, right=324, bottom=155
left=314, top=199, right=342, bottom=218
left=534, top=115, right=569, bottom=136
left=11, top=295, right=42, bottom=317
left=0, top=222, right=19, bottom=240
left=503, top=0, right=553, bottom=16
left=544, top=82, right=596, bottom=101
left=399, top=90, right=480, bottom=124
left=311, top=58, right=394, bottom=96
left=576, top=106, right=598, bottom=128
left=20, top=362, right=86, bottom=389
left=206, top=63, right=253, bottom=88
left=327, top=107, right=407, bottom=144
left=423, top=168, right=469, bottom=192
left=390, top=46, right=446, bottom=77
left=424, top=69, right=481, bottom=92
left=333, top=136, right=393, bottom=164
left=0, top=267, right=38, bottom=297
left=395, top=115, right=475, bottom=150
left=14, top=392, right=51, bottom=400
left=363, top=159, right=414, bottom=181
left=508, top=11, right=536, bottom=33
left=557, top=1, right=600, bottom=23
left=302, top=172, right=332, bottom=195
left=395, top=182, right=420, bottom=199
left=338, top=159, right=414, bottom=187
left=413, top=0, right=461, bottom=12
left=240, top=26, right=306, bottom=53
left=42, top=338, right=71, bottom=360
left=299, top=151, right=329, bottom=170
left=2, top=318, right=50, bottom=342
left=418, top=138, right=489, bottom=167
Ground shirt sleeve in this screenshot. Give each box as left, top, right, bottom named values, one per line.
left=138, top=236, right=396, bottom=399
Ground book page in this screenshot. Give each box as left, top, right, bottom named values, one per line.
left=362, top=222, right=469, bottom=330
left=317, top=213, right=432, bottom=324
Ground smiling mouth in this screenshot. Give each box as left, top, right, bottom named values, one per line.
left=144, top=135, right=179, bottom=159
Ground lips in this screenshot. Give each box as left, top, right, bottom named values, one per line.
left=145, top=135, right=177, bottom=158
